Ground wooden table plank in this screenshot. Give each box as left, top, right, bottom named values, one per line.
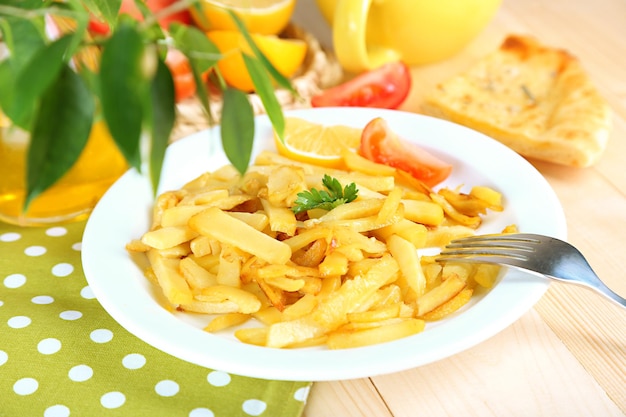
left=303, top=379, right=392, bottom=417
left=535, top=285, right=626, bottom=409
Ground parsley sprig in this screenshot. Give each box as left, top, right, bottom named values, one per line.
left=292, top=175, right=358, bottom=214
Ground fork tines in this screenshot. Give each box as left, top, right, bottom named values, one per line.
left=437, top=233, right=544, bottom=263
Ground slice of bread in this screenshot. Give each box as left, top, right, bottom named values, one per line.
left=421, top=35, right=612, bottom=167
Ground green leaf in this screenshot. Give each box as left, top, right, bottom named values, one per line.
left=0, top=16, right=45, bottom=71
left=169, top=22, right=222, bottom=122
left=242, top=53, right=285, bottom=139
left=292, top=175, right=359, bottom=214
left=0, top=59, right=16, bottom=116
left=25, top=65, right=95, bottom=210
left=11, top=34, right=74, bottom=129
left=0, top=0, right=46, bottom=9
left=149, top=57, right=176, bottom=194
left=171, top=23, right=222, bottom=72
left=221, top=88, right=255, bottom=175
left=99, top=22, right=147, bottom=170
left=0, top=16, right=46, bottom=127
left=84, top=0, right=123, bottom=26
left=226, top=9, right=296, bottom=94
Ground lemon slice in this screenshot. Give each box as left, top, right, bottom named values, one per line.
left=191, top=0, right=295, bottom=35
left=274, top=117, right=362, bottom=168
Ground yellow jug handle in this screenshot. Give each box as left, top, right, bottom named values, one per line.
left=332, top=0, right=402, bottom=73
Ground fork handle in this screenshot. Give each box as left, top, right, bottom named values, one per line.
left=583, top=278, right=626, bottom=308
left=553, top=255, right=626, bottom=309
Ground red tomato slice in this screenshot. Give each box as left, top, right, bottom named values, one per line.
left=165, top=49, right=197, bottom=102
left=311, top=61, right=411, bottom=109
left=165, top=50, right=212, bottom=102
left=359, top=118, right=452, bottom=187
left=87, top=17, right=111, bottom=36
left=146, top=0, right=193, bottom=28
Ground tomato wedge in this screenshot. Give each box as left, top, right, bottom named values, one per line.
left=146, top=0, right=193, bottom=28
left=165, top=49, right=202, bottom=102
left=359, top=118, right=452, bottom=187
left=311, top=61, right=411, bottom=109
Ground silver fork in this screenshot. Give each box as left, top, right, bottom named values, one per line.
left=437, top=233, right=626, bottom=309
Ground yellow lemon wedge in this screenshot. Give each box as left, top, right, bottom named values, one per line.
left=191, top=0, right=295, bottom=35
left=207, top=30, right=307, bottom=92
left=274, top=117, right=362, bottom=168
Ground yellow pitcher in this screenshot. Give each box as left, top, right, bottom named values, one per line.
left=315, top=0, right=501, bottom=73
left=0, top=120, right=128, bottom=226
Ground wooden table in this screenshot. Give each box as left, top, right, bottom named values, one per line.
left=292, top=0, right=626, bottom=415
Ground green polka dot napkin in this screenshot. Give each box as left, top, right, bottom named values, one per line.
left=0, top=221, right=311, bottom=417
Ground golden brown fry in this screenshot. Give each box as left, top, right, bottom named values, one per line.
left=387, top=234, right=426, bottom=297
left=421, top=288, right=473, bottom=321
left=178, top=189, right=229, bottom=206
left=372, top=219, right=428, bottom=248
left=424, top=225, right=475, bottom=248
left=179, top=256, right=217, bottom=290
left=234, top=327, right=268, bottom=346
left=376, top=187, right=403, bottom=224
left=151, top=191, right=181, bottom=230
left=189, top=206, right=292, bottom=265
left=146, top=249, right=193, bottom=305
left=264, top=276, right=305, bottom=292
left=204, top=313, right=251, bottom=332
left=311, top=199, right=385, bottom=223
left=472, top=263, right=501, bottom=288
left=416, top=274, right=466, bottom=316
left=438, top=187, right=490, bottom=217
left=282, top=294, right=318, bottom=321
left=266, top=165, right=307, bottom=207
left=190, top=235, right=214, bottom=257
left=430, top=192, right=482, bottom=228
left=253, top=306, right=283, bottom=325
left=327, top=318, right=425, bottom=349
left=156, top=243, right=191, bottom=259
left=401, top=199, right=444, bottom=226
left=141, top=226, right=198, bottom=250
left=347, top=303, right=402, bottom=323
left=470, top=186, right=503, bottom=212
left=227, top=212, right=269, bottom=231
left=217, top=244, right=245, bottom=287
left=256, top=277, right=288, bottom=311
left=179, top=299, right=241, bottom=314
left=260, top=198, right=297, bottom=236
left=126, top=238, right=151, bottom=252
left=318, top=251, right=349, bottom=277
left=282, top=227, right=333, bottom=252
left=195, top=285, right=262, bottom=314
left=291, top=239, right=327, bottom=268
left=442, top=262, right=475, bottom=282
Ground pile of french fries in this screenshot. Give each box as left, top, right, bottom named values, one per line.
left=127, top=148, right=513, bottom=349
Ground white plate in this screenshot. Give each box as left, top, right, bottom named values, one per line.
left=82, top=107, right=566, bottom=381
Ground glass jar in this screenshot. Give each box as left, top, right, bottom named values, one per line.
left=0, top=120, right=128, bottom=226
